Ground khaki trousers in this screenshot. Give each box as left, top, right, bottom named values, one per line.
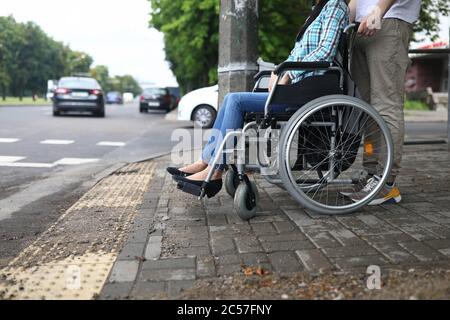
left=351, top=18, right=413, bottom=182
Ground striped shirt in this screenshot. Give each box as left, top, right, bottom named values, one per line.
left=287, top=0, right=349, bottom=83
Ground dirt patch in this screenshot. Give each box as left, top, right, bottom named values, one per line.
left=178, top=268, right=450, bottom=300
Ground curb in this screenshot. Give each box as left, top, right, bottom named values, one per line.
left=164, top=108, right=178, bottom=121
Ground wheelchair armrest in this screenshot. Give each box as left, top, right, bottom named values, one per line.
left=273, top=61, right=332, bottom=75
left=254, top=70, right=272, bottom=81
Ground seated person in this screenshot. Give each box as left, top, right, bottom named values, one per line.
left=168, top=0, right=350, bottom=198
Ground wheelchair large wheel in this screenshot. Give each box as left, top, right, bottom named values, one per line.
left=279, top=95, right=394, bottom=215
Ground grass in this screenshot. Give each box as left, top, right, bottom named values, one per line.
left=404, top=99, right=430, bottom=111
left=0, top=97, right=51, bottom=106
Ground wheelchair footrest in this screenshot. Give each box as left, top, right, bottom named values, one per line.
left=176, top=180, right=202, bottom=197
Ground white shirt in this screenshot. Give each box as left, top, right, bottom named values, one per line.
left=356, top=0, right=421, bottom=24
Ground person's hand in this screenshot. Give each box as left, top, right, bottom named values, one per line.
left=357, top=13, right=380, bottom=37
left=268, top=72, right=291, bottom=93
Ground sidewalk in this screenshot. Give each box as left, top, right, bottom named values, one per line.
left=100, top=144, right=450, bottom=300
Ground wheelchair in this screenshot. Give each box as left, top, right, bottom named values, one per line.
left=202, top=24, right=394, bottom=219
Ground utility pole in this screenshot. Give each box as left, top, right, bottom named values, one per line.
left=218, top=0, right=259, bottom=106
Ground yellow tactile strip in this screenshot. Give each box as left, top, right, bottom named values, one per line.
left=0, top=162, right=155, bottom=300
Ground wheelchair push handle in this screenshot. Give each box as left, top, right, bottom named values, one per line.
left=273, top=61, right=332, bottom=75
left=254, top=70, right=273, bottom=81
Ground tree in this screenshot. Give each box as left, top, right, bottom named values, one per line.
left=0, top=15, right=93, bottom=99
left=150, top=0, right=450, bottom=92
left=111, top=75, right=142, bottom=96
left=66, top=50, right=94, bottom=75
left=416, top=0, right=450, bottom=41
left=90, top=65, right=111, bottom=92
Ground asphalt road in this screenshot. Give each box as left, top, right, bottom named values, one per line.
left=0, top=102, right=191, bottom=267
left=0, top=102, right=448, bottom=268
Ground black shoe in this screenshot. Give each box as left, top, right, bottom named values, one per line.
left=166, top=167, right=193, bottom=178
left=174, top=175, right=223, bottom=198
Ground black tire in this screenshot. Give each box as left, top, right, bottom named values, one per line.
left=225, top=169, right=240, bottom=197
left=53, top=109, right=60, bottom=116
left=192, top=105, right=216, bottom=129
left=95, top=108, right=105, bottom=118
left=234, top=181, right=259, bottom=221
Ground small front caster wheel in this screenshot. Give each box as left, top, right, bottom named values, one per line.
left=234, top=181, right=259, bottom=221
left=225, top=169, right=240, bottom=197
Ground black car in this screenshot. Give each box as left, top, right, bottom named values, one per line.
left=106, top=91, right=123, bottom=104
left=139, top=87, right=176, bottom=113
left=53, top=77, right=105, bottom=117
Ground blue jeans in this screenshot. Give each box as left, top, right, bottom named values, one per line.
left=201, top=92, right=288, bottom=170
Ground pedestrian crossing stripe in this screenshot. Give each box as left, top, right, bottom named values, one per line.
left=97, top=141, right=126, bottom=147
left=0, top=157, right=99, bottom=168
left=40, top=140, right=75, bottom=145
left=0, top=156, right=25, bottom=163
left=54, top=158, right=100, bottom=165
left=0, top=138, right=20, bottom=143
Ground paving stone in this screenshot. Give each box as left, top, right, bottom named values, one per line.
left=322, top=245, right=378, bottom=258
left=369, top=243, right=418, bottom=264
left=109, top=260, right=140, bottom=283
left=424, top=239, right=450, bottom=250
left=250, top=222, right=278, bottom=235
left=303, top=230, right=342, bottom=248
left=118, top=242, right=146, bottom=260
left=250, top=215, right=287, bottom=223
left=273, top=221, right=297, bottom=233
left=215, top=254, right=241, bottom=266
left=140, top=268, right=196, bottom=281
left=168, top=280, right=195, bottom=299
left=240, top=253, right=269, bottom=266
left=100, top=282, right=133, bottom=300
left=296, top=249, right=334, bottom=271
left=142, top=257, right=196, bottom=270
left=235, top=236, right=263, bottom=253
left=332, top=255, right=389, bottom=270
left=175, top=246, right=211, bottom=257
left=439, top=248, right=450, bottom=257
left=399, top=241, right=446, bottom=262
left=259, top=233, right=307, bottom=242
left=267, top=251, right=303, bottom=273
left=329, top=229, right=367, bottom=247
left=197, top=256, right=216, bottom=278
left=211, top=237, right=236, bottom=255
left=133, top=281, right=167, bottom=299
left=207, top=214, right=228, bottom=226
left=217, top=264, right=243, bottom=276
left=361, top=233, right=415, bottom=244
left=145, top=236, right=162, bottom=260
left=262, top=240, right=315, bottom=252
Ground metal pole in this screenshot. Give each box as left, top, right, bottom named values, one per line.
left=448, top=26, right=450, bottom=150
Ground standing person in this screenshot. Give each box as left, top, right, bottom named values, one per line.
left=348, top=0, right=421, bottom=205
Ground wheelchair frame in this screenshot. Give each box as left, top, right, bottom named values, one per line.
left=200, top=24, right=394, bottom=218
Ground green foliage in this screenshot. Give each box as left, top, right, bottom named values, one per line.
left=404, top=99, right=430, bottom=111
left=415, top=0, right=450, bottom=41
left=150, top=0, right=449, bottom=92
left=90, top=65, right=141, bottom=96
left=90, top=65, right=111, bottom=92
left=0, top=15, right=93, bottom=99
left=110, top=75, right=142, bottom=96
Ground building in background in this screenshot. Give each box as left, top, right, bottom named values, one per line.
left=406, top=41, right=449, bottom=93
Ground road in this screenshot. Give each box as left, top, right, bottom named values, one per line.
left=0, top=102, right=191, bottom=267
left=0, top=102, right=447, bottom=267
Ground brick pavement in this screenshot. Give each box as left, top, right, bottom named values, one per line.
left=100, top=144, right=450, bottom=300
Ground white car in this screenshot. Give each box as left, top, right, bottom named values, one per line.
left=178, top=85, right=218, bottom=128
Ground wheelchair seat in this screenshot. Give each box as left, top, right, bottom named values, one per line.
left=245, top=72, right=342, bottom=123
